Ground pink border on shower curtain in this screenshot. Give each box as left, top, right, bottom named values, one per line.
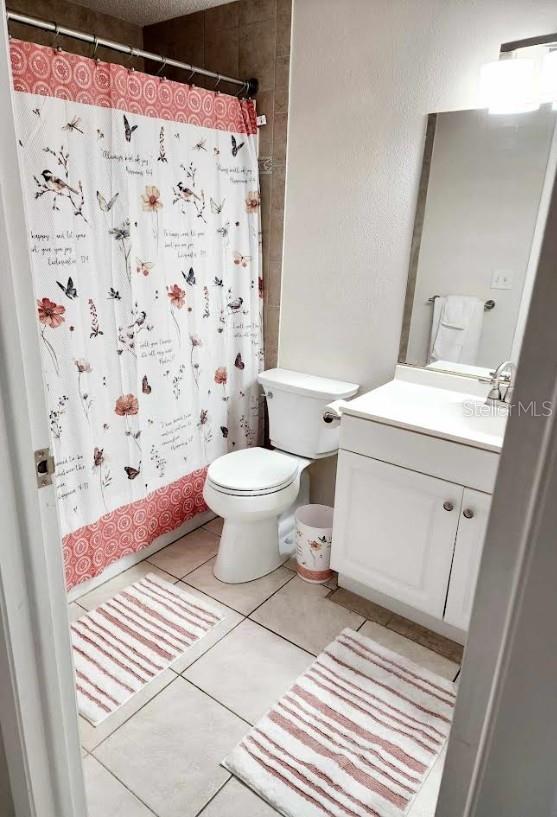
left=63, top=469, right=209, bottom=589
left=9, top=38, right=254, bottom=590
left=9, top=39, right=257, bottom=134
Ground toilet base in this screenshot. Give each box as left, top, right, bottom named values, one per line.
left=214, top=517, right=286, bottom=583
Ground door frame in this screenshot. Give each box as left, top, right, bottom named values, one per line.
left=2, top=3, right=557, bottom=816
left=437, top=163, right=557, bottom=812
left=0, top=4, right=86, bottom=815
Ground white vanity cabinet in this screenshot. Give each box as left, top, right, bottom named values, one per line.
left=443, top=488, right=491, bottom=630
left=331, top=388, right=501, bottom=640
left=332, top=452, right=463, bottom=618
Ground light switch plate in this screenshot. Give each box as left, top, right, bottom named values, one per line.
left=491, top=270, right=513, bottom=290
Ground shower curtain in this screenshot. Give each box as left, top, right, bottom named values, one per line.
left=10, top=40, right=263, bottom=590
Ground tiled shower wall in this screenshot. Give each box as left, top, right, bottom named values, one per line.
left=144, top=0, right=291, bottom=368
left=7, top=0, right=143, bottom=67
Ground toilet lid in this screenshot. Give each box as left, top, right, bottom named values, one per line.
left=207, top=447, right=298, bottom=493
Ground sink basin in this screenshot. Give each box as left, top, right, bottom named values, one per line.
left=456, top=398, right=508, bottom=439
left=341, top=370, right=508, bottom=452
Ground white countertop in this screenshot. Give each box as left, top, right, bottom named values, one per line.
left=342, top=373, right=507, bottom=453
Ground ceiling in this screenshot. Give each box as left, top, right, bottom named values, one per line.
left=73, top=0, right=229, bottom=26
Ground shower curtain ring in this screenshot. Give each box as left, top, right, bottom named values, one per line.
left=127, top=47, right=136, bottom=72
left=187, top=68, right=196, bottom=86
left=53, top=22, right=62, bottom=53
left=157, top=57, right=167, bottom=80
left=214, top=74, right=222, bottom=93
left=91, top=35, right=99, bottom=62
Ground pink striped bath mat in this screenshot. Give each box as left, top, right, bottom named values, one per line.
left=224, top=627, right=456, bottom=817
left=71, top=573, right=223, bottom=725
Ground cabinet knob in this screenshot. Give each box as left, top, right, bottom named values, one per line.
left=463, top=508, right=474, bottom=519
left=443, top=501, right=454, bottom=512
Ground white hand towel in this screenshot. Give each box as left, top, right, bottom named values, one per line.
left=429, top=295, right=484, bottom=364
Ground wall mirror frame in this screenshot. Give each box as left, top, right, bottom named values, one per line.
left=398, top=104, right=557, bottom=377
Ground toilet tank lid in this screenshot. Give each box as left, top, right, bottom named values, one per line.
left=258, top=368, right=359, bottom=400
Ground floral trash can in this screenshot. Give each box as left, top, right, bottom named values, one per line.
left=295, top=504, right=334, bottom=584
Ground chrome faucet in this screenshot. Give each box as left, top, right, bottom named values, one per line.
left=480, top=360, right=516, bottom=405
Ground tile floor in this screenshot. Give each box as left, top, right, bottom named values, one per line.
left=71, top=518, right=461, bottom=817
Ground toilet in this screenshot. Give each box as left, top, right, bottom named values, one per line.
left=203, top=368, right=359, bottom=583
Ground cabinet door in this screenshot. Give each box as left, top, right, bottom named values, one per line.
left=331, top=451, right=463, bottom=617
left=444, top=488, right=491, bottom=631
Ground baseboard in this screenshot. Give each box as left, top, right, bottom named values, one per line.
left=338, top=573, right=467, bottom=645
left=67, top=509, right=216, bottom=603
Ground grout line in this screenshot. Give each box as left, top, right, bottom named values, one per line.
left=181, top=564, right=295, bottom=618
left=177, top=615, right=247, bottom=674
left=86, top=671, right=178, bottom=754
left=147, top=550, right=218, bottom=583
left=88, top=753, right=160, bottom=817
left=194, top=774, right=232, bottom=817
left=179, top=675, right=253, bottom=727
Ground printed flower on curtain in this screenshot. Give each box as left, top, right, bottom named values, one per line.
left=136, top=258, right=154, bottom=277
left=214, top=366, right=228, bottom=400
left=109, top=219, right=132, bottom=285
left=74, top=359, right=93, bottom=422
left=190, top=334, right=202, bottom=388
left=115, top=394, right=141, bottom=454
left=93, top=446, right=111, bottom=512
left=245, top=191, right=260, bottom=213
left=37, top=297, right=65, bottom=375
left=167, top=284, right=186, bottom=344
left=115, top=394, right=139, bottom=415
left=142, top=185, right=163, bottom=246
left=141, top=185, right=163, bottom=212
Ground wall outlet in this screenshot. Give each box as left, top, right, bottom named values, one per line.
left=490, top=270, right=513, bottom=290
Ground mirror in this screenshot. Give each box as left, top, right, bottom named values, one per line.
left=399, top=106, right=557, bottom=375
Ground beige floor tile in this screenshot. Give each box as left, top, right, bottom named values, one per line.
left=250, top=575, right=365, bottom=655
left=184, top=619, right=313, bottom=724
left=359, top=621, right=459, bottom=681
left=198, top=777, right=277, bottom=816
left=79, top=668, right=175, bottom=752
left=203, top=516, right=224, bottom=536
left=76, top=562, right=178, bottom=611
left=184, top=558, right=294, bottom=615
left=68, top=602, right=87, bottom=623
left=170, top=584, right=244, bottom=673
left=94, top=677, right=248, bottom=817
left=147, top=528, right=219, bottom=578
left=83, top=754, right=153, bottom=817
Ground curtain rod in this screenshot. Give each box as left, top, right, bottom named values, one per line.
left=6, top=10, right=259, bottom=98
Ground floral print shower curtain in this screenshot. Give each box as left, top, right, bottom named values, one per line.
left=10, top=40, right=263, bottom=590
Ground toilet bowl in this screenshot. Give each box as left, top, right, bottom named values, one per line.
left=203, top=368, right=359, bottom=584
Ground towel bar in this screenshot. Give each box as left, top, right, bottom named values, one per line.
left=427, top=296, right=495, bottom=311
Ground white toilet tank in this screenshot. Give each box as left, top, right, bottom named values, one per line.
left=258, top=368, right=359, bottom=459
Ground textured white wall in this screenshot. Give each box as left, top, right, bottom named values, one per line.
left=280, top=0, right=557, bottom=391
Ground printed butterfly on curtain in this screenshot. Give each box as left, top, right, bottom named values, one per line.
left=57, top=276, right=77, bottom=299
left=231, top=135, right=244, bottom=157
left=123, top=114, right=138, bottom=143
left=96, top=190, right=119, bottom=212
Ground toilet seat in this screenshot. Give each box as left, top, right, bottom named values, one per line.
left=206, top=447, right=299, bottom=497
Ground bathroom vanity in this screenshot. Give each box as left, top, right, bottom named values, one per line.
left=331, top=366, right=507, bottom=642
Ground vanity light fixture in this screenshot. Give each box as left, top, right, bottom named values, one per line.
left=479, top=57, right=539, bottom=114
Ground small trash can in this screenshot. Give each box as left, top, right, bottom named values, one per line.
left=295, top=504, right=334, bottom=584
